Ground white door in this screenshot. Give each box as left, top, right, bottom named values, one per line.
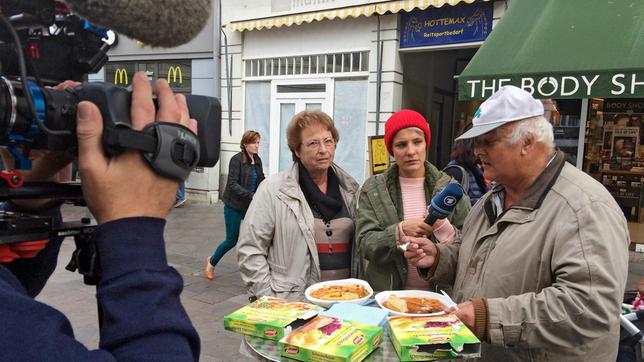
left=269, top=79, right=333, bottom=174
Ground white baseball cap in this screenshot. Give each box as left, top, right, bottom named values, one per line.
left=456, top=85, right=544, bottom=140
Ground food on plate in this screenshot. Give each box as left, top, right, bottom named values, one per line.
left=383, top=294, right=445, bottom=314
left=309, top=284, right=370, bottom=301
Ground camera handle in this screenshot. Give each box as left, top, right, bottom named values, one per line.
left=102, top=122, right=200, bottom=181
left=64, top=221, right=100, bottom=286
left=75, top=83, right=200, bottom=181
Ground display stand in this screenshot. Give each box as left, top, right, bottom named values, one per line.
left=601, top=170, right=644, bottom=223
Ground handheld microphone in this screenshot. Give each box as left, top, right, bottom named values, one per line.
left=424, top=183, right=464, bottom=226
left=63, top=0, right=212, bottom=47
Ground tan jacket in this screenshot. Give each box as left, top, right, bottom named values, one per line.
left=430, top=151, right=630, bottom=361
left=237, top=163, right=359, bottom=301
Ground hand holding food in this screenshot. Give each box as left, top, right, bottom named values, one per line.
left=403, top=236, right=437, bottom=269
left=446, top=300, right=476, bottom=331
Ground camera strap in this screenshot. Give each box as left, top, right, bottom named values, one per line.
left=102, top=122, right=200, bottom=181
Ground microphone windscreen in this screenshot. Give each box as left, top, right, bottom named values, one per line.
left=64, top=0, right=212, bottom=47
left=429, top=183, right=464, bottom=219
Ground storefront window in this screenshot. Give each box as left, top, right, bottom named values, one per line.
left=583, top=98, right=643, bottom=223
left=543, top=99, right=582, bottom=166
left=333, top=79, right=368, bottom=184
left=244, top=82, right=271, bottom=175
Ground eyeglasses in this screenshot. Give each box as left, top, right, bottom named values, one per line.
left=303, top=138, right=336, bottom=150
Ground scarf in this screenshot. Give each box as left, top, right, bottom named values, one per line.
left=298, top=162, right=343, bottom=223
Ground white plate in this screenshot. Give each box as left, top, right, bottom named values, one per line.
left=304, top=278, right=374, bottom=308
left=374, top=290, right=452, bottom=317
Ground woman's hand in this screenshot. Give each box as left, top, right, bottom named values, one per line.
left=400, top=218, right=434, bottom=237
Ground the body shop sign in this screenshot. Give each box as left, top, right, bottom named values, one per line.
left=460, top=71, right=644, bottom=100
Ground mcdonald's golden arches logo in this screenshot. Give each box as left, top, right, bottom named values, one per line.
left=167, top=66, right=183, bottom=84
left=114, top=68, right=129, bottom=85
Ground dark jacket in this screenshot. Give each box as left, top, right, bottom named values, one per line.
left=222, top=152, right=265, bottom=211
left=0, top=217, right=200, bottom=361
left=443, top=160, right=489, bottom=206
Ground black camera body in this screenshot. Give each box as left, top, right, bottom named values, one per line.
left=0, top=0, right=222, bottom=283
left=0, top=0, right=221, bottom=173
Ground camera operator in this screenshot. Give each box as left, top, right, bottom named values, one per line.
left=0, top=72, right=200, bottom=361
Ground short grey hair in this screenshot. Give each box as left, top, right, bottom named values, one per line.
left=507, top=115, right=555, bottom=152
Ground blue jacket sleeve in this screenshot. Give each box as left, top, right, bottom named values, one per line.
left=0, top=216, right=200, bottom=361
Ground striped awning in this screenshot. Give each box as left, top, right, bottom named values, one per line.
left=226, top=0, right=479, bottom=32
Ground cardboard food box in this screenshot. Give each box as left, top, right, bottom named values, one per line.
left=388, top=314, right=481, bottom=361
left=279, top=315, right=383, bottom=362
left=224, top=296, right=323, bottom=341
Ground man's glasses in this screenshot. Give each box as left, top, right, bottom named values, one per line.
left=303, top=138, right=336, bottom=151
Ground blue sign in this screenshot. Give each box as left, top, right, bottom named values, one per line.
left=400, top=2, right=493, bottom=48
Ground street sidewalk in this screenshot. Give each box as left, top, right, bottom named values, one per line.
left=37, top=201, right=644, bottom=361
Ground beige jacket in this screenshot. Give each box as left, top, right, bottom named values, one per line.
left=237, top=163, right=359, bottom=301
left=429, top=151, right=630, bottom=361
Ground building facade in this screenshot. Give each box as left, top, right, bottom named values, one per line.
left=457, top=0, right=643, bottom=243
left=220, top=0, right=507, bottom=185
left=221, top=0, right=642, bottom=243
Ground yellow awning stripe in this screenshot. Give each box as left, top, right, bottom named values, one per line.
left=226, top=0, right=479, bottom=31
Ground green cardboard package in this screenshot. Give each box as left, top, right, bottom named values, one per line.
left=388, top=314, right=481, bottom=361
left=279, top=315, right=383, bottom=362
left=224, top=296, right=323, bottom=341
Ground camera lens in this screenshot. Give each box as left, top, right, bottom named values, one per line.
left=0, top=77, right=16, bottom=138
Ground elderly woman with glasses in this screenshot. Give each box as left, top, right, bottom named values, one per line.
left=237, top=110, right=360, bottom=301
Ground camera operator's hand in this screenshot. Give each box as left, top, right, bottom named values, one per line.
left=76, top=72, right=197, bottom=223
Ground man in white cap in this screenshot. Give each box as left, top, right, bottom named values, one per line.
left=404, top=85, right=630, bottom=361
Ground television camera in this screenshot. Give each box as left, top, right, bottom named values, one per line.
left=0, top=0, right=221, bottom=284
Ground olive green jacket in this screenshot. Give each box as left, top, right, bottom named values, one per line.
left=356, top=161, right=470, bottom=292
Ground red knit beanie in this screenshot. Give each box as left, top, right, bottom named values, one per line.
left=384, top=109, right=431, bottom=155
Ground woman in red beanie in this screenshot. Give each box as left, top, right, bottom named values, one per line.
left=355, top=109, right=470, bottom=292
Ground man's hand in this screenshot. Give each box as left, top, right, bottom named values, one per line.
left=446, top=301, right=476, bottom=331
left=403, top=236, right=438, bottom=269
left=76, top=72, right=197, bottom=223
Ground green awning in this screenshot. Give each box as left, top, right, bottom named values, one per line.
left=458, top=0, right=644, bottom=100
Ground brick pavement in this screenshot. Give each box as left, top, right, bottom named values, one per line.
left=35, top=202, right=644, bottom=361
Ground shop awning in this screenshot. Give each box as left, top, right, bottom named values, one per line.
left=458, top=0, right=644, bottom=100
left=226, top=0, right=479, bottom=32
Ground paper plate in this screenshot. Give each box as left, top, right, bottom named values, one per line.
left=374, top=290, right=452, bottom=317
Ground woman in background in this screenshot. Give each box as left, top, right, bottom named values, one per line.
left=443, top=138, right=489, bottom=206
left=204, top=130, right=264, bottom=280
